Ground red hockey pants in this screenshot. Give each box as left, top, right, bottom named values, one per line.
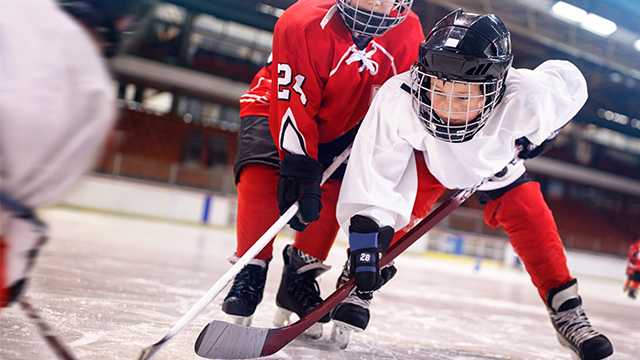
left=235, top=164, right=340, bottom=261
left=395, top=153, right=573, bottom=301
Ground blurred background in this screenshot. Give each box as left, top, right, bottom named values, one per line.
left=66, top=0, right=639, bottom=266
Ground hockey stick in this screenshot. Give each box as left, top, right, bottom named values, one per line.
left=18, top=299, right=79, bottom=360
left=194, top=157, right=521, bottom=359
left=136, top=146, right=352, bottom=360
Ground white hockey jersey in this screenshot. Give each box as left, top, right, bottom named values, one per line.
left=0, top=0, right=116, bottom=207
left=336, top=60, right=588, bottom=231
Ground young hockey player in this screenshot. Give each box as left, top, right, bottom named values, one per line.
left=0, top=0, right=116, bottom=309
left=624, top=238, right=640, bottom=299
left=260, top=0, right=422, bottom=338
left=219, top=0, right=423, bottom=338
left=335, top=9, right=614, bottom=359
left=222, top=62, right=347, bottom=335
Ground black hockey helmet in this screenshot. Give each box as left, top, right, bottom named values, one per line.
left=410, top=9, right=513, bottom=143
left=336, top=0, right=414, bottom=37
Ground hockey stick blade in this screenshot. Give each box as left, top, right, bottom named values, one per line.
left=195, top=189, right=469, bottom=359
left=194, top=321, right=269, bottom=359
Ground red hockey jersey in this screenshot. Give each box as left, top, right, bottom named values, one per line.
left=240, top=63, right=273, bottom=118
left=269, top=0, right=423, bottom=159
left=627, top=239, right=640, bottom=274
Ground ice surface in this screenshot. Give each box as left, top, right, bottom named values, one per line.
left=1, top=208, right=638, bottom=360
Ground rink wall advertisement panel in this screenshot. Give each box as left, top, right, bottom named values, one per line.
left=58, top=175, right=627, bottom=281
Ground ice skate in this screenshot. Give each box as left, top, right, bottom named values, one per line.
left=274, top=245, right=330, bottom=339
left=330, top=289, right=371, bottom=349
left=330, top=258, right=371, bottom=349
left=221, top=259, right=269, bottom=327
left=548, top=280, right=614, bottom=360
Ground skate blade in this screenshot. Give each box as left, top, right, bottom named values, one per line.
left=273, top=307, right=323, bottom=339
left=228, top=314, right=252, bottom=327
left=301, top=323, right=323, bottom=340
left=273, top=307, right=293, bottom=327
left=556, top=333, right=580, bottom=360
left=331, top=321, right=362, bottom=349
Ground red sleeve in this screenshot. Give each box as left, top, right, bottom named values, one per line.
left=269, top=15, right=324, bottom=160
left=629, top=242, right=640, bottom=271
left=239, top=64, right=273, bottom=118
left=629, top=243, right=638, bottom=261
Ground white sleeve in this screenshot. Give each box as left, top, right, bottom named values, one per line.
left=521, top=60, right=588, bottom=145
left=336, top=83, right=417, bottom=231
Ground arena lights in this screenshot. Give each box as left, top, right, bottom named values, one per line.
left=551, top=1, right=587, bottom=23
left=257, top=3, right=285, bottom=17
left=581, top=13, right=617, bottom=37
left=551, top=1, right=617, bottom=37
left=635, top=39, right=640, bottom=52
left=597, top=108, right=640, bottom=130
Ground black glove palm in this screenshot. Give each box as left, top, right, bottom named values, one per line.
left=278, top=153, right=323, bottom=231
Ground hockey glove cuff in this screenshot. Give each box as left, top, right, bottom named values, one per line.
left=516, top=130, right=559, bottom=160
left=348, top=215, right=395, bottom=292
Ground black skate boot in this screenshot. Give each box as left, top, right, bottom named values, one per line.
left=274, top=245, right=330, bottom=339
left=547, top=279, right=614, bottom=360
left=221, top=258, right=268, bottom=327
left=628, top=288, right=637, bottom=299
left=331, top=290, right=372, bottom=349
left=330, top=258, right=371, bottom=349
left=330, top=255, right=397, bottom=349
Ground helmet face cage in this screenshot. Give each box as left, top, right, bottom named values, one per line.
left=409, top=65, right=505, bottom=143
left=336, top=0, right=414, bottom=37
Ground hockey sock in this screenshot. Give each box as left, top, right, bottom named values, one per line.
left=292, top=180, right=341, bottom=261
left=235, top=164, right=280, bottom=261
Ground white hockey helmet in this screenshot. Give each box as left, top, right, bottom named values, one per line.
left=336, top=0, right=414, bottom=37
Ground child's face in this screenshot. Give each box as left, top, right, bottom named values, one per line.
left=429, top=79, right=486, bottom=125
left=348, top=0, right=395, bottom=14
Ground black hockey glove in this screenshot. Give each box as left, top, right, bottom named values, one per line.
left=515, top=131, right=559, bottom=160
left=348, top=215, right=397, bottom=292
left=278, top=153, right=323, bottom=231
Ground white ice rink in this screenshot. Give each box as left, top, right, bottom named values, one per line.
left=1, top=208, right=638, bottom=359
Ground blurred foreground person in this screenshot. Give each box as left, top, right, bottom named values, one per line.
left=0, top=0, right=116, bottom=309
left=624, top=238, right=640, bottom=299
